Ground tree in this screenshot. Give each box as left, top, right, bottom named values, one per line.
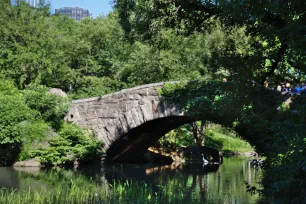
left=115, top=0, right=306, bottom=86
left=191, top=121, right=206, bottom=146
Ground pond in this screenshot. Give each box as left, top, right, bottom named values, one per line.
left=0, top=156, right=263, bottom=203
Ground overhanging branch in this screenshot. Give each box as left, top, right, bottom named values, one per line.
left=259, top=41, right=288, bottom=85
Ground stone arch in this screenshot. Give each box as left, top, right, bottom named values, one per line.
left=65, top=82, right=193, bottom=162
left=65, top=81, right=292, bottom=163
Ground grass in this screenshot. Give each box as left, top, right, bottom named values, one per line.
left=206, top=125, right=254, bottom=153
left=0, top=180, right=234, bottom=204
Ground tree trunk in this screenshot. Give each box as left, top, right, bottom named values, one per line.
left=192, top=120, right=206, bottom=146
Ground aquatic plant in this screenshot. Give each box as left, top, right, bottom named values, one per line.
left=0, top=179, right=236, bottom=204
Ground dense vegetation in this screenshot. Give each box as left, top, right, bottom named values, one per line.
left=157, top=123, right=253, bottom=153
left=0, top=0, right=306, bottom=203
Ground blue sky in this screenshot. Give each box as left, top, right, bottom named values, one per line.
left=47, top=0, right=114, bottom=17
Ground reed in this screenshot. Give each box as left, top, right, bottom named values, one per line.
left=0, top=180, right=208, bottom=204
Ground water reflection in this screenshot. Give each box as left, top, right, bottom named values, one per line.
left=0, top=157, right=262, bottom=203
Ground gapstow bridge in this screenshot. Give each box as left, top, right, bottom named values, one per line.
left=65, top=82, right=193, bottom=163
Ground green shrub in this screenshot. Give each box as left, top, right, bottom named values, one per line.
left=31, top=123, right=103, bottom=166
left=0, top=80, right=33, bottom=145
left=0, top=79, right=50, bottom=164
left=22, top=85, right=70, bottom=130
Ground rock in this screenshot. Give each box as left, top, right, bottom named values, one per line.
left=14, top=159, right=41, bottom=167
left=48, top=88, right=67, bottom=97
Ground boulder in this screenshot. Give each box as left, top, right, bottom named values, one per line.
left=48, top=88, right=67, bottom=97
left=14, top=159, right=41, bottom=167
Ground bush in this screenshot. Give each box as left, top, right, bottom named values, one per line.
left=17, top=120, right=49, bottom=161
left=0, top=79, right=50, bottom=165
left=0, top=80, right=34, bottom=145
left=31, top=123, right=104, bottom=166
left=22, top=85, right=70, bottom=130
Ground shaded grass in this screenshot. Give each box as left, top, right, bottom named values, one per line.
left=206, top=127, right=254, bottom=153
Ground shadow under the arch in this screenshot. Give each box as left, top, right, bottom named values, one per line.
left=106, top=116, right=193, bottom=163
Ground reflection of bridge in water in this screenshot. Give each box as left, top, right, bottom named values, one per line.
left=104, top=163, right=220, bottom=183
left=1, top=157, right=262, bottom=203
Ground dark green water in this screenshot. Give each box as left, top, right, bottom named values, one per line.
left=0, top=157, right=262, bottom=203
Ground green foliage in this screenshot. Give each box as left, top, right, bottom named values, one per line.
left=31, top=123, right=103, bottom=166
left=119, top=19, right=253, bottom=85
left=0, top=79, right=33, bottom=144
left=158, top=126, right=194, bottom=148
left=17, top=120, right=49, bottom=161
left=0, top=78, right=50, bottom=164
left=0, top=0, right=306, bottom=202
left=22, top=85, right=70, bottom=129
left=73, top=76, right=126, bottom=99
left=157, top=122, right=253, bottom=153
left=159, top=79, right=306, bottom=202
left=205, top=127, right=253, bottom=153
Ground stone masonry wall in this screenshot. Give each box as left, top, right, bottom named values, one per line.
left=65, top=82, right=183, bottom=152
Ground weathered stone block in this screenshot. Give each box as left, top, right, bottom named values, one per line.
left=138, top=99, right=145, bottom=105
left=125, top=101, right=136, bottom=111
left=86, top=110, right=97, bottom=118
left=124, top=111, right=137, bottom=129
left=131, top=108, right=141, bottom=126
left=136, top=107, right=145, bottom=124
left=104, top=126, right=117, bottom=141
left=148, top=88, right=159, bottom=96
left=118, top=115, right=129, bottom=133
left=140, top=102, right=154, bottom=122
left=86, top=118, right=102, bottom=126
left=97, top=111, right=118, bottom=119
left=137, top=89, right=148, bottom=96
left=145, top=96, right=156, bottom=103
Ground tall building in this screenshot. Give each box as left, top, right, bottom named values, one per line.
left=27, top=0, right=41, bottom=7
left=55, top=7, right=90, bottom=21
left=11, top=0, right=43, bottom=7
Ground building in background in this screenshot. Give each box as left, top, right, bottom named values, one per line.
left=55, top=7, right=90, bottom=21
left=11, top=0, right=43, bottom=8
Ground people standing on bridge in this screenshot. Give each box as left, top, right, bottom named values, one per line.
left=281, top=84, right=287, bottom=92
left=264, top=81, right=269, bottom=87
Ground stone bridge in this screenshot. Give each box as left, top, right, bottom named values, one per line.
left=65, top=82, right=193, bottom=163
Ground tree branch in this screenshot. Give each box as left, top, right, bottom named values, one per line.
left=259, top=40, right=288, bottom=85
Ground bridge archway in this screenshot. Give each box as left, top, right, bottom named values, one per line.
left=65, top=83, right=196, bottom=162
left=65, top=82, right=287, bottom=163
left=107, top=115, right=192, bottom=163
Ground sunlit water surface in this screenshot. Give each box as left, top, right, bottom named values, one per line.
left=0, top=157, right=263, bottom=203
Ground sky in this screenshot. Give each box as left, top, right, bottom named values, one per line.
left=48, top=0, right=114, bottom=17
